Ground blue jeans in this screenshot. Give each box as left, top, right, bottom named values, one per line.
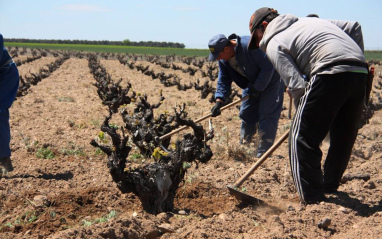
left=0, top=62, right=19, bottom=158
left=239, top=96, right=259, bottom=144
left=239, top=79, right=284, bottom=155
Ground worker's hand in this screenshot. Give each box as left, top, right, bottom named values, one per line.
left=249, top=87, right=262, bottom=99
left=211, top=101, right=224, bottom=117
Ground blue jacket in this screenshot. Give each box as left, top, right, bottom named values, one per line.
left=0, top=34, right=12, bottom=67
left=0, top=34, right=3, bottom=60
left=0, top=33, right=19, bottom=111
left=215, top=35, right=280, bottom=101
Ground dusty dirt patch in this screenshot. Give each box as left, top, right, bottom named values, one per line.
left=0, top=54, right=381, bottom=238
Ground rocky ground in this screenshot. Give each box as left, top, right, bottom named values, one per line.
left=0, top=52, right=381, bottom=238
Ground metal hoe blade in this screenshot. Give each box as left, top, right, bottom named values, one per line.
left=227, top=185, right=264, bottom=205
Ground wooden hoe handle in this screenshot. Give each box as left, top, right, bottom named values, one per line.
left=288, top=96, right=293, bottom=119
left=159, top=96, right=249, bottom=141
left=233, top=130, right=289, bottom=188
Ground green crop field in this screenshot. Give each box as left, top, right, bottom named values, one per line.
left=364, top=51, right=382, bottom=61
left=5, top=42, right=382, bottom=61
left=4, top=42, right=210, bottom=57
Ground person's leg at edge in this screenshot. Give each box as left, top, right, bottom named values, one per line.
left=323, top=72, right=367, bottom=193
left=0, top=63, right=20, bottom=173
left=289, top=75, right=344, bottom=204
left=0, top=109, right=13, bottom=172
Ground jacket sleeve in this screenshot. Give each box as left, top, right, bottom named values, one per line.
left=266, top=42, right=306, bottom=99
left=214, top=61, right=232, bottom=102
left=0, top=34, right=3, bottom=60
left=250, top=50, right=276, bottom=92
left=329, top=20, right=364, bottom=53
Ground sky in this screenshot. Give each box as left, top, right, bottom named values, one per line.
left=1, top=0, right=381, bottom=50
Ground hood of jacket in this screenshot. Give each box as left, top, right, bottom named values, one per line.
left=259, top=14, right=298, bottom=52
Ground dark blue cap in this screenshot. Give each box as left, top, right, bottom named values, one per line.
left=208, top=34, right=228, bottom=61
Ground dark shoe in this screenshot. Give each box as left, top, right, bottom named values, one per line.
left=0, top=157, right=14, bottom=173
left=324, top=184, right=339, bottom=194
left=324, top=187, right=338, bottom=194
left=304, top=194, right=326, bottom=204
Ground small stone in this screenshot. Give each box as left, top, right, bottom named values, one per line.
left=178, top=210, right=187, bottom=215
left=132, top=211, right=138, bottom=217
left=218, top=213, right=227, bottom=220
left=33, top=195, right=50, bottom=207
left=338, top=206, right=350, bottom=214
left=298, top=205, right=306, bottom=211
left=158, top=223, right=174, bottom=233
left=156, top=212, right=169, bottom=222
left=358, top=196, right=365, bottom=201
left=318, top=218, right=331, bottom=228
left=53, top=220, right=61, bottom=227
left=287, top=206, right=295, bottom=211
left=365, top=147, right=373, bottom=159
left=364, top=181, right=376, bottom=189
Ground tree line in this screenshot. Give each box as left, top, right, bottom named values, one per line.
left=4, top=38, right=185, bottom=48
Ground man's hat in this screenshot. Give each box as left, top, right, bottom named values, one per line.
left=208, top=34, right=228, bottom=61
left=306, top=14, right=319, bottom=18
left=248, top=7, right=277, bottom=50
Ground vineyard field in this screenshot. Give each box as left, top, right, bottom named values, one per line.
left=5, top=42, right=382, bottom=60
left=1, top=48, right=382, bottom=238
left=4, top=42, right=210, bottom=57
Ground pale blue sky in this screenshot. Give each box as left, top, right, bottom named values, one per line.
left=1, top=0, right=381, bottom=50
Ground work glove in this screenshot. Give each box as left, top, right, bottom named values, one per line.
left=249, top=86, right=262, bottom=99
left=211, top=101, right=224, bottom=117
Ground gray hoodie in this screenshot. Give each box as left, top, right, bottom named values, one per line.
left=259, top=14, right=367, bottom=98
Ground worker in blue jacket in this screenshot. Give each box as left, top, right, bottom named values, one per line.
left=0, top=33, right=19, bottom=176
left=208, top=34, right=284, bottom=157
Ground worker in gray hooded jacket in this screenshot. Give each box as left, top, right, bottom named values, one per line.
left=208, top=33, right=284, bottom=157
left=248, top=7, right=368, bottom=204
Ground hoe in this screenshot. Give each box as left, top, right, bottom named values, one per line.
left=157, top=94, right=292, bottom=143
left=155, top=94, right=292, bottom=205
left=227, top=130, right=289, bottom=204
left=155, top=96, right=249, bottom=147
